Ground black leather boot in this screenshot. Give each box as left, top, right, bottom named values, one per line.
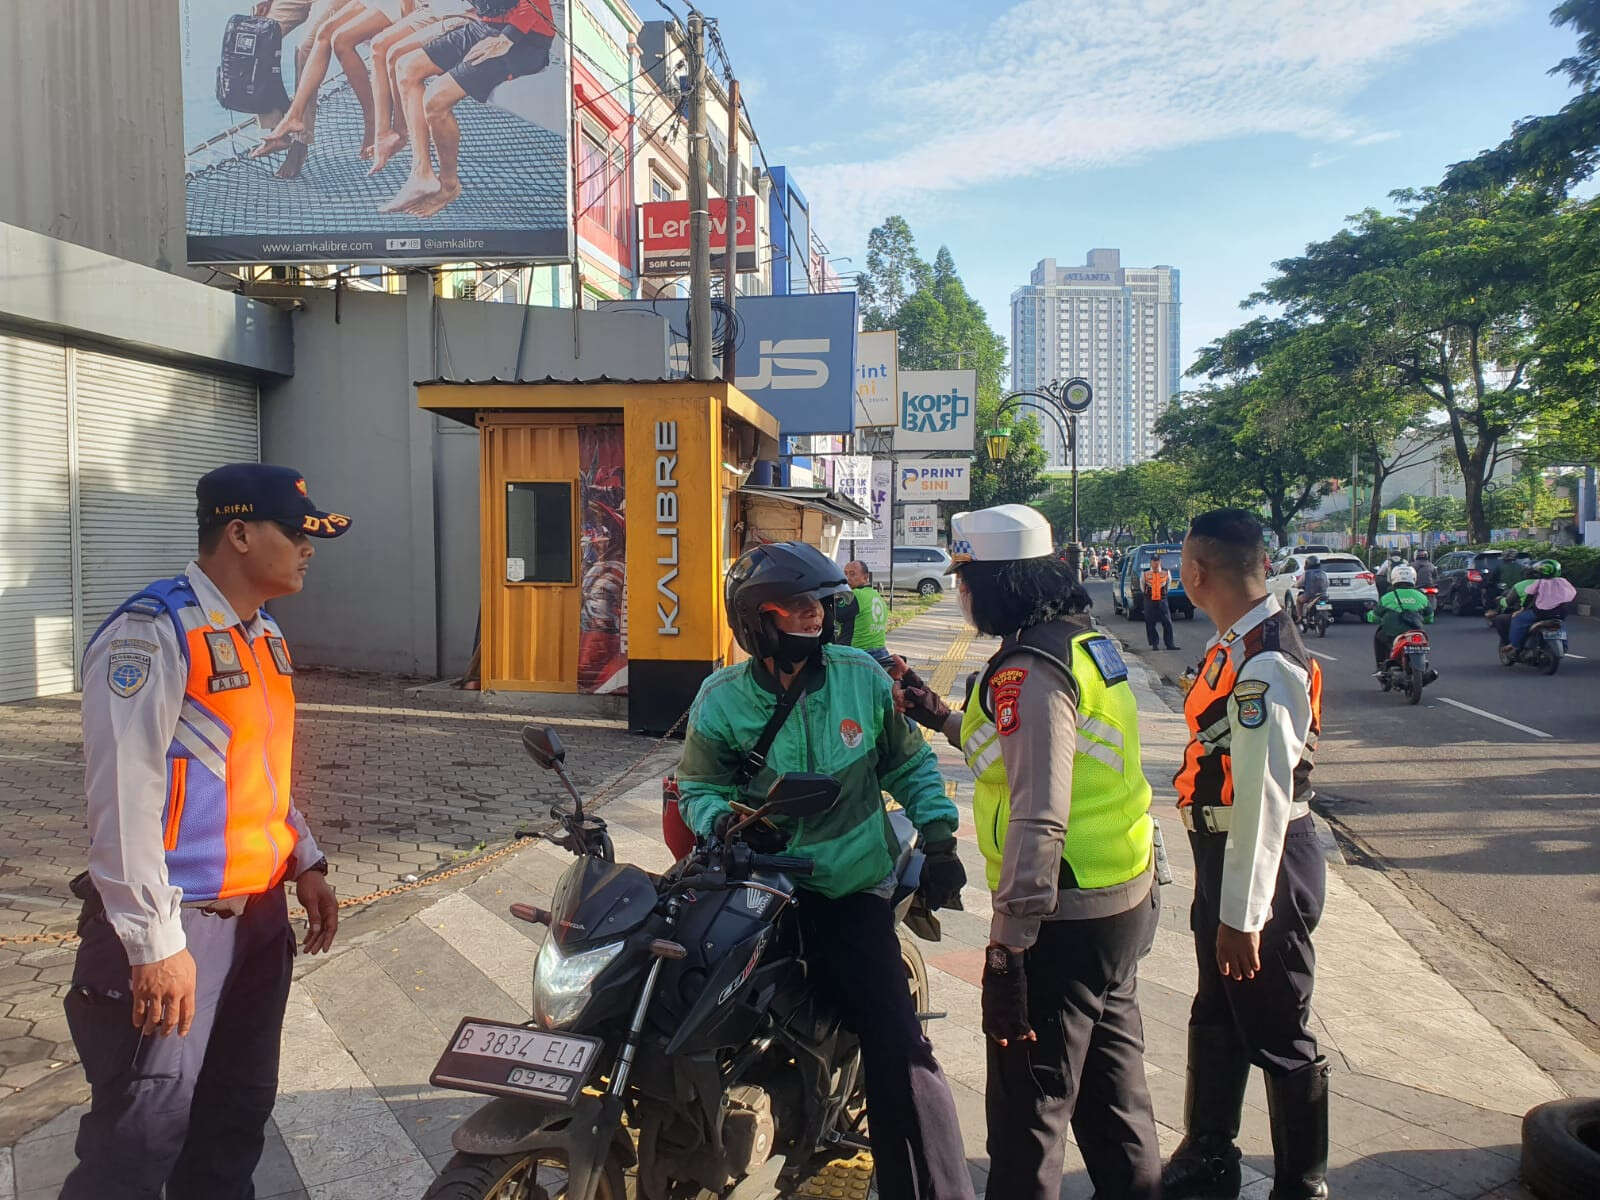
left=1160, top=1025, right=1252, bottom=1199
left=1265, top=1056, right=1331, bottom=1199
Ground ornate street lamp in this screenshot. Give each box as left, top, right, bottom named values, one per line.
left=992, top=378, right=1094, bottom=561
left=984, top=428, right=1013, bottom=462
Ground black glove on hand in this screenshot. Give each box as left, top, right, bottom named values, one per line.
left=901, top=684, right=952, bottom=732
left=712, top=811, right=739, bottom=843
left=981, top=944, right=1034, bottom=1045
left=920, top=838, right=966, bottom=911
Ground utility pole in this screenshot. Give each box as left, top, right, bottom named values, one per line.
left=722, top=76, right=740, bottom=382
left=686, top=11, right=713, bottom=380
left=1351, top=448, right=1360, bottom=556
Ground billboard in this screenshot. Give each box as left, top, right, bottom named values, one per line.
left=895, top=370, right=978, bottom=452
left=641, top=196, right=757, bottom=276
left=830, top=455, right=876, bottom=541
left=855, top=331, right=898, bottom=429
left=854, top=460, right=894, bottom=575
left=182, top=0, right=574, bottom=264
left=897, top=459, right=971, bottom=501
left=904, top=504, right=938, bottom=545
left=600, top=293, right=859, bottom=436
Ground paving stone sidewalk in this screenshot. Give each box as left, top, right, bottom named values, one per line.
left=0, top=670, right=663, bottom=1107
left=2, top=601, right=1598, bottom=1196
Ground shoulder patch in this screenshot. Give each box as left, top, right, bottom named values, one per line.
left=992, top=667, right=1027, bottom=737
left=1233, top=679, right=1269, bottom=728
left=1083, top=636, right=1129, bottom=685
left=267, top=637, right=294, bottom=676
left=107, top=648, right=152, bottom=698
left=204, top=631, right=242, bottom=675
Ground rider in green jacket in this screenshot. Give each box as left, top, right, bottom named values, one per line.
left=676, top=541, right=974, bottom=1200
left=1365, top=563, right=1431, bottom=669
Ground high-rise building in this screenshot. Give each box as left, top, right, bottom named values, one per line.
left=1010, top=251, right=1181, bottom=471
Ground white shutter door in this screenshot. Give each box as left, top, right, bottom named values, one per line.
left=0, top=333, right=74, bottom=702
left=74, top=350, right=258, bottom=640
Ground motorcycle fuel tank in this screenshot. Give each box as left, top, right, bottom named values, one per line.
left=549, top=856, right=658, bottom=950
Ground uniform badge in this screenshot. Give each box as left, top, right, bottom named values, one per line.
left=267, top=637, right=293, bottom=676
left=1203, top=650, right=1226, bottom=689
left=204, top=631, right=241, bottom=674
left=1233, top=679, right=1269, bottom=729
left=1084, top=637, right=1129, bottom=685
left=992, top=667, right=1027, bottom=737
left=107, top=646, right=152, bottom=698
left=839, top=719, right=863, bottom=749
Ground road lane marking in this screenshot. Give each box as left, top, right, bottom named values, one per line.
left=1436, top=697, right=1553, bottom=740
left=1307, top=649, right=1338, bottom=661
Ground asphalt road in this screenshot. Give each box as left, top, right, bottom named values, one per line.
left=1085, top=579, right=1600, bottom=1048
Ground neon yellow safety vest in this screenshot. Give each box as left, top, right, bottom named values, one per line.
left=960, top=630, right=1153, bottom=892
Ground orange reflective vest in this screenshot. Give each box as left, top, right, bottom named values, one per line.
left=1175, top=610, right=1322, bottom=809
left=1143, top=570, right=1170, bottom=601
left=90, top=576, right=299, bottom=901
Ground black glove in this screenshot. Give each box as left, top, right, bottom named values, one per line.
left=981, top=944, right=1033, bottom=1044
left=900, top=683, right=952, bottom=732
left=712, top=811, right=739, bottom=843
left=919, top=838, right=966, bottom=911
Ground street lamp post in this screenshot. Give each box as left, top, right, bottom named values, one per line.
left=982, top=377, right=1094, bottom=564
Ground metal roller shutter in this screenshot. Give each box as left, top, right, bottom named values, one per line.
left=0, top=333, right=75, bottom=703
left=74, top=350, right=258, bottom=644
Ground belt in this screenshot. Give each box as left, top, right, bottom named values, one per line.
left=1180, top=800, right=1311, bottom=835
left=181, top=895, right=250, bottom=918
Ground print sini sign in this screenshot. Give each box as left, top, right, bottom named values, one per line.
left=896, top=460, right=971, bottom=502
left=894, top=370, right=977, bottom=452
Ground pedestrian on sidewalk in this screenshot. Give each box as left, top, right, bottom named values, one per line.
left=677, top=541, right=975, bottom=1200
left=1143, top=553, right=1179, bottom=651
left=900, top=504, right=1162, bottom=1200
left=1164, top=508, right=1330, bottom=1200
left=62, top=464, right=350, bottom=1200
left=837, top=559, right=895, bottom=672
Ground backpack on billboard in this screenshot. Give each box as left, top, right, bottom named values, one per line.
left=215, top=14, right=292, bottom=115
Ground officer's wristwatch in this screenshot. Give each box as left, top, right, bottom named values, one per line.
left=297, top=856, right=330, bottom=878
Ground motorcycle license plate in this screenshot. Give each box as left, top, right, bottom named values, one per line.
left=430, top=1018, right=602, bottom=1103
left=1315, top=601, right=1332, bottom=611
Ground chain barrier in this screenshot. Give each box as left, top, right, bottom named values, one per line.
left=0, top=710, right=691, bottom=951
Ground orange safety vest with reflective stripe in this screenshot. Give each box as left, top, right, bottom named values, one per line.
left=1175, top=611, right=1322, bottom=809
left=89, top=576, right=299, bottom=901
left=1143, top=569, right=1170, bottom=601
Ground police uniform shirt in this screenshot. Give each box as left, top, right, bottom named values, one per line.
left=82, top=562, right=323, bottom=965
left=1202, top=595, right=1315, bottom=934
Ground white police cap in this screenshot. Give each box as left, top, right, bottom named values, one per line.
left=950, top=504, right=1054, bottom=564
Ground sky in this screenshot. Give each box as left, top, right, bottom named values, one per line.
left=710, top=0, right=1584, bottom=378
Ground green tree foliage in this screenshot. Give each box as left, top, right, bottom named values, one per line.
left=1042, top=461, right=1214, bottom=545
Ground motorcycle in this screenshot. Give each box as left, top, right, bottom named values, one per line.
left=422, top=725, right=940, bottom=1200
left=1297, top=596, right=1332, bottom=638
left=1500, top=617, right=1568, bottom=675
left=1378, top=630, right=1436, bottom=704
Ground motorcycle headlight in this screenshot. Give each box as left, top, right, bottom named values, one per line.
left=531, top=936, right=624, bottom=1030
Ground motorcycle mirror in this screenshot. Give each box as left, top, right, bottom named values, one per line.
left=763, top=772, right=842, bottom=820
left=522, top=726, right=565, bottom=770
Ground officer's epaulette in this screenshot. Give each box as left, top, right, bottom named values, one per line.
left=1261, top=616, right=1281, bottom=652
left=125, top=595, right=166, bottom=619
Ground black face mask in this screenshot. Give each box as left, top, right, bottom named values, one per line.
left=772, top=630, right=821, bottom=669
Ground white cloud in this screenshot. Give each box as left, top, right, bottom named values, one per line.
left=1309, top=151, right=1346, bottom=169
left=1351, top=129, right=1404, bottom=146
left=802, top=0, right=1509, bottom=241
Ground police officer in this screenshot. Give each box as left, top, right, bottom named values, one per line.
left=1143, top=553, right=1179, bottom=652
left=63, top=464, right=350, bottom=1200
left=1163, top=509, right=1329, bottom=1200
left=901, top=504, right=1161, bottom=1200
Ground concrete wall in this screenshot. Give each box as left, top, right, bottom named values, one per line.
left=260, top=283, right=669, bottom=678
left=0, top=1, right=190, bottom=274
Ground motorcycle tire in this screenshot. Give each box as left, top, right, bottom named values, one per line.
left=1379, top=674, right=1391, bottom=692
left=1407, top=671, right=1423, bottom=705
left=1543, top=651, right=1562, bottom=677
left=1521, top=1098, right=1600, bottom=1200
left=1317, top=619, right=1328, bottom=638
left=422, top=1149, right=627, bottom=1200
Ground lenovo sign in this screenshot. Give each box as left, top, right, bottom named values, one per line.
left=641, top=196, right=757, bottom=276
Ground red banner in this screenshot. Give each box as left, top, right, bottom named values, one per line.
left=640, top=196, right=757, bottom=276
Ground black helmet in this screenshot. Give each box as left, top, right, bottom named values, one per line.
left=726, top=541, right=851, bottom=662
left=1306, top=556, right=1321, bottom=568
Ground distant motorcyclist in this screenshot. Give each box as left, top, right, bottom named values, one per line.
left=1295, top=556, right=1329, bottom=624
left=1366, top=563, right=1430, bottom=671
left=1495, top=560, right=1577, bottom=657
left=1412, top=550, right=1439, bottom=615
left=676, top=541, right=975, bottom=1200
left=1374, top=549, right=1404, bottom=595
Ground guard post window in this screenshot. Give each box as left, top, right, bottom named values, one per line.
left=505, top=482, right=573, bottom=583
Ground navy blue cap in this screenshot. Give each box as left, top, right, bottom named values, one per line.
left=196, top=464, right=352, bottom=539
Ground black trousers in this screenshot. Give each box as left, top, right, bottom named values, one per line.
left=1144, top=599, right=1175, bottom=649
left=797, top=891, right=975, bottom=1200
left=62, top=887, right=295, bottom=1200
left=1188, top=815, right=1325, bottom=1076
left=985, top=885, right=1162, bottom=1200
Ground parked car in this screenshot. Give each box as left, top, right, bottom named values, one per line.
left=891, top=545, right=955, bottom=595
left=1113, top=542, right=1195, bottom=621
left=1269, top=552, right=1377, bottom=622
left=1434, top=550, right=1504, bottom=615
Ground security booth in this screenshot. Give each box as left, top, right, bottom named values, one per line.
left=417, top=380, right=780, bottom=734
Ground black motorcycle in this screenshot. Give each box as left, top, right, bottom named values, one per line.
left=1297, top=596, right=1332, bottom=638
left=422, top=726, right=939, bottom=1200
left=1378, top=629, right=1436, bottom=704
left=1500, top=616, right=1569, bottom=675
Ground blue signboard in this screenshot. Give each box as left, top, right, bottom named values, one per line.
left=600, top=292, right=859, bottom=436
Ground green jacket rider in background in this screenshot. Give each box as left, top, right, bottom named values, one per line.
left=1366, top=563, right=1430, bottom=669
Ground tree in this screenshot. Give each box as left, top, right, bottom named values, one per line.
left=857, top=216, right=930, bottom=331
left=1260, top=186, right=1562, bottom=542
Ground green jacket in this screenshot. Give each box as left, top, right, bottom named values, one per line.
left=1367, top=587, right=1430, bottom=640
left=678, top=644, right=957, bottom=899
left=1499, top=578, right=1536, bottom=613
left=849, top=586, right=889, bottom=651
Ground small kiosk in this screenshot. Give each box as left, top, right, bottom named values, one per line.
left=418, top=380, right=780, bottom=733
